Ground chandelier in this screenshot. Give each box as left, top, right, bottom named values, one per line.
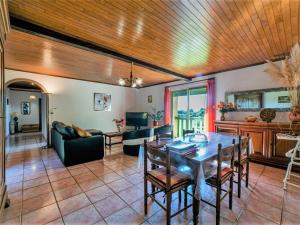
left=118, top=62, right=143, bottom=88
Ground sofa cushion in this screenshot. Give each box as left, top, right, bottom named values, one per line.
left=72, top=125, right=92, bottom=137
left=55, top=123, right=77, bottom=140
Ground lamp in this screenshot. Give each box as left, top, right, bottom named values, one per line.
left=118, top=62, right=143, bottom=88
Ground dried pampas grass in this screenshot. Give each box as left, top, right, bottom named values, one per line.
left=265, top=43, right=300, bottom=107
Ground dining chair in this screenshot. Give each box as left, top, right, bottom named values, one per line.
left=183, top=128, right=195, bottom=138
left=201, top=140, right=235, bottom=225
left=154, top=125, right=173, bottom=139
left=144, top=140, right=196, bottom=225
left=234, top=135, right=250, bottom=198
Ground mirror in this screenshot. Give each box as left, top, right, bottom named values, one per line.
left=225, top=87, right=293, bottom=112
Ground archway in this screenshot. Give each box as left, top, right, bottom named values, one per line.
left=4, top=78, right=50, bottom=153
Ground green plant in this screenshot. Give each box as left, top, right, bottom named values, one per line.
left=148, top=108, right=164, bottom=121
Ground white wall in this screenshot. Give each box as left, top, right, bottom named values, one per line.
left=136, top=62, right=289, bottom=123
left=5, top=69, right=137, bottom=133
left=9, top=90, right=41, bottom=130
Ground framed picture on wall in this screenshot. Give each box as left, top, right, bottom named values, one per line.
left=148, top=95, right=152, bottom=103
left=21, top=102, right=31, bottom=115
left=94, top=93, right=111, bottom=111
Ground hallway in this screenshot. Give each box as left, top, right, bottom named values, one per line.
left=6, top=132, right=47, bottom=153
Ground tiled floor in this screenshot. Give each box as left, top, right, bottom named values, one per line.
left=6, top=132, right=47, bottom=153
left=2, top=141, right=300, bottom=225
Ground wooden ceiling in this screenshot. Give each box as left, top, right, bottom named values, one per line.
left=6, top=0, right=300, bottom=86
left=5, top=30, right=176, bottom=86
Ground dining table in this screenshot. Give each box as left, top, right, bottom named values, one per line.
left=138, top=132, right=252, bottom=224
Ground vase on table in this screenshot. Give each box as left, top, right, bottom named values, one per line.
left=289, top=106, right=300, bottom=123
left=220, top=113, right=226, bottom=121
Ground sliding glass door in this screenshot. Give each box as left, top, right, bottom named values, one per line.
left=171, top=87, right=207, bottom=137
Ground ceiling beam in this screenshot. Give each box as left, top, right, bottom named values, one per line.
left=9, top=16, right=191, bottom=81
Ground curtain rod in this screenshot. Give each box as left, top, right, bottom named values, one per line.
left=165, top=77, right=214, bottom=89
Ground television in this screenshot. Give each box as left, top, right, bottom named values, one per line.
left=126, top=112, right=148, bottom=129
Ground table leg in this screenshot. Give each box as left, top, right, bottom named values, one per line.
left=193, top=185, right=199, bottom=225
left=109, top=137, right=112, bottom=149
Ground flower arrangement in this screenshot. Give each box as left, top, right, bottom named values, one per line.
left=217, top=102, right=236, bottom=121
left=112, top=118, right=124, bottom=132
left=148, top=108, right=164, bottom=126
left=264, top=43, right=300, bottom=122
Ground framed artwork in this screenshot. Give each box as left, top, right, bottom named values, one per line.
left=94, top=93, right=111, bottom=111
left=278, top=96, right=290, bottom=103
left=148, top=95, right=152, bottom=103
left=21, top=102, right=31, bottom=115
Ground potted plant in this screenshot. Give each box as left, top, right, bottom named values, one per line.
left=265, top=43, right=300, bottom=123
left=148, top=108, right=164, bottom=127
left=112, top=118, right=125, bottom=132
left=216, top=102, right=236, bottom=121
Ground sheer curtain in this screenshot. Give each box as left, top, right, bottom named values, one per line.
left=206, top=78, right=216, bottom=132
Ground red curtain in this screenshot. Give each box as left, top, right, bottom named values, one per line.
left=164, top=87, right=171, bottom=125
left=207, top=78, right=216, bottom=132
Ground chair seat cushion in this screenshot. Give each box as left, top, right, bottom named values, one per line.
left=211, top=167, right=233, bottom=180
left=148, top=167, right=190, bottom=186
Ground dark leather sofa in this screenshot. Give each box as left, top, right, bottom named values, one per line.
left=51, top=122, right=104, bottom=166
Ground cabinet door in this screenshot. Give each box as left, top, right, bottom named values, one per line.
left=269, top=129, right=300, bottom=161
left=240, top=127, right=268, bottom=157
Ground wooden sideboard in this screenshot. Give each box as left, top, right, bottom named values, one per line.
left=215, top=120, right=300, bottom=170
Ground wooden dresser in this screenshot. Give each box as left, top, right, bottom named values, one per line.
left=215, top=120, right=300, bottom=170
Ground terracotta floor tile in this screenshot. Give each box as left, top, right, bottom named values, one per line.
left=99, top=172, right=122, bottom=184
left=6, top=175, right=23, bottom=185
left=23, top=176, right=49, bottom=189
left=22, top=203, right=61, bottom=225
left=117, top=186, right=143, bottom=204
left=23, top=183, right=52, bottom=200
left=130, top=198, right=161, bottom=218
left=237, top=210, right=278, bottom=225
left=51, top=176, right=76, bottom=191
left=250, top=187, right=283, bottom=209
left=0, top=203, right=22, bottom=222
left=63, top=205, right=102, bottom=225
left=58, top=193, right=91, bottom=216
left=73, top=171, right=97, bottom=183
left=45, top=218, right=64, bottom=225
left=281, top=211, right=300, bottom=225
left=8, top=191, right=22, bottom=205
left=0, top=216, right=21, bottom=225
left=105, top=206, right=144, bottom=225
left=94, top=194, right=127, bottom=218
left=7, top=182, right=22, bottom=194
left=85, top=185, right=114, bottom=203
left=107, top=178, right=133, bottom=193
left=246, top=197, right=282, bottom=224
left=126, top=173, right=144, bottom=185
left=23, top=170, right=47, bottom=181
left=22, top=192, right=56, bottom=214
left=54, top=183, right=82, bottom=201
left=284, top=191, right=300, bottom=215
left=78, top=178, right=104, bottom=191
left=46, top=167, right=68, bottom=175
left=48, top=170, right=71, bottom=182
left=68, top=166, right=90, bottom=176
left=115, top=168, right=136, bottom=177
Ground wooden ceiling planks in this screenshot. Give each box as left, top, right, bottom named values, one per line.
left=5, top=0, right=300, bottom=85
left=5, top=30, right=177, bottom=86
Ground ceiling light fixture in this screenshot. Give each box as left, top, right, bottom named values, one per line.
left=118, top=62, right=143, bottom=88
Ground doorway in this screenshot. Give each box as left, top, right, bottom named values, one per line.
left=171, top=86, right=207, bottom=137
left=4, top=80, right=49, bottom=153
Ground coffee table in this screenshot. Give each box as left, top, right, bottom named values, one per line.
left=104, top=131, right=123, bottom=149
